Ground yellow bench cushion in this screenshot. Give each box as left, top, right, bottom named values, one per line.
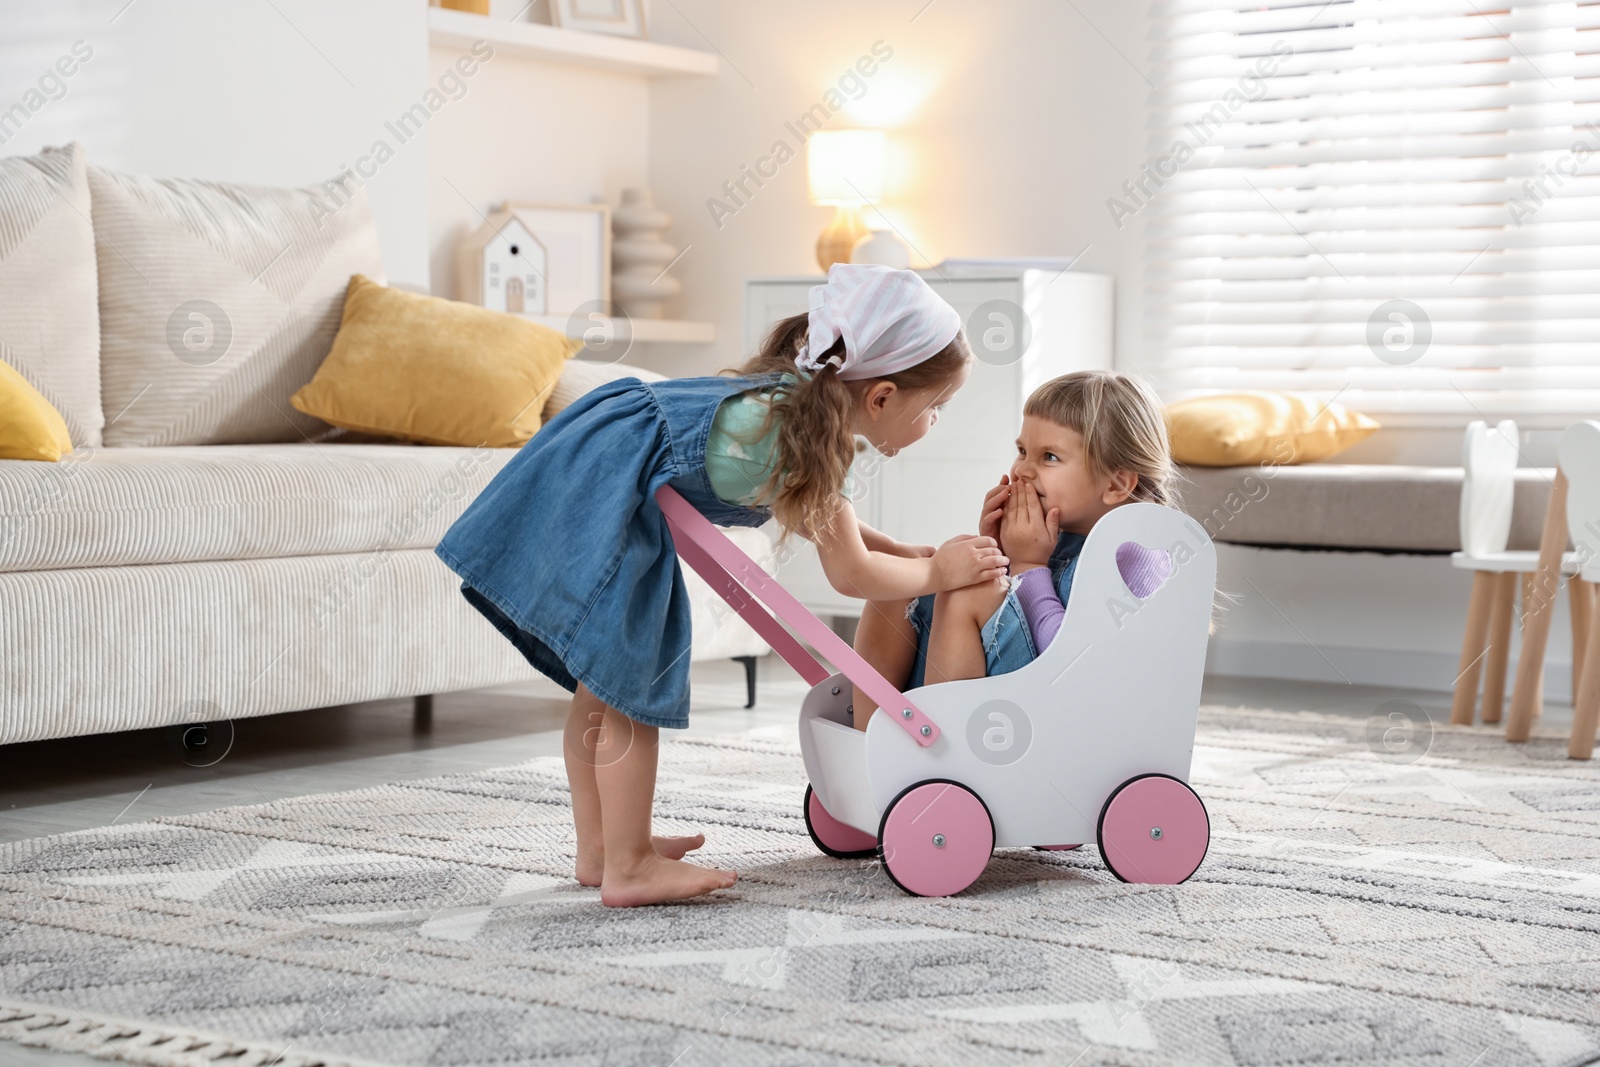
left=1166, top=391, right=1379, bottom=467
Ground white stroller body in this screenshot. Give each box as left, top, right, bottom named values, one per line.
left=658, top=489, right=1217, bottom=897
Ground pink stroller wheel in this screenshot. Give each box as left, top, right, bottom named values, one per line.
left=878, top=780, right=994, bottom=897
left=1097, top=774, right=1209, bottom=884
left=804, top=784, right=878, bottom=859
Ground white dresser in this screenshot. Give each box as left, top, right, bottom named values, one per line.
left=745, top=268, right=1114, bottom=617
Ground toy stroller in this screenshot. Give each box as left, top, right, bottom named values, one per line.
left=658, top=486, right=1217, bottom=898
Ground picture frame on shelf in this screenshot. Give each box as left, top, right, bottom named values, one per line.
left=550, top=0, right=645, bottom=38
left=492, top=202, right=611, bottom=316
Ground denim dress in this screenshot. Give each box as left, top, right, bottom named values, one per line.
left=902, top=530, right=1087, bottom=688
left=434, top=372, right=786, bottom=729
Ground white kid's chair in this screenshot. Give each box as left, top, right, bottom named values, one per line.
left=1450, top=420, right=1577, bottom=727
left=1559, top=421, right=1600, bottom=758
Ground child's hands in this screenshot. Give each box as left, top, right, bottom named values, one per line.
left=978, top=474, right=1011, bottom=542
left=931, top=534, right=1008, bottom=591
left=1000, top=478, right=1059, bottom=571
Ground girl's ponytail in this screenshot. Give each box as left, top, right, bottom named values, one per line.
left=727, top=312, right=970, bottom=540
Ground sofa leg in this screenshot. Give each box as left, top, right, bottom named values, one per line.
left=414, top=694, right=433, bottom=733
left=733, top=656, right=757, bottom=709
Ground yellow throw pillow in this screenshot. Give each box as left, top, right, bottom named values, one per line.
left=1165, top=391, right=1380, bottom=467
left=290, top=275, right=582, bottom=448
left=0, top=357, right=74, bottom=461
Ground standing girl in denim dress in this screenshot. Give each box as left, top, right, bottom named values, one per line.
left=434, top=265, right=1001, bottom=907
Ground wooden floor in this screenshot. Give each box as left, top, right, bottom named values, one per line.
left=0, top=661, right=1574, bottom=1065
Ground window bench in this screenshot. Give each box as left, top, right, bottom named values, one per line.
left=1177, top=464, right=1556, bottom=554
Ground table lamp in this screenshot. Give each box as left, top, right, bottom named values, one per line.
left=807, top=129, right=885, bottom=271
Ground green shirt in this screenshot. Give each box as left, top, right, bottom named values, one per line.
left=705, top=372, right=861, bottom=509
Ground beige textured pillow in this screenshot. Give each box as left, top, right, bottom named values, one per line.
left=90, top=164, right=385, bottom=446
left=0, top=143, right=102, bottom=446
left=544, top=358, right=666, bottom=421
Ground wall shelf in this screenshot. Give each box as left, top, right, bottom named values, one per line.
left=428, top=9, right=718, bottom=78
left=521, top=314, right=715, bottom=344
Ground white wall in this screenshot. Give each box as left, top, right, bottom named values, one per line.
left=642, top=0, right=1150, bottom=377
left=425, top=42, right=648, bottom=298
left=0, top=0, right=431, bottom=286
left=1210, top=544, right=1580, bottom=704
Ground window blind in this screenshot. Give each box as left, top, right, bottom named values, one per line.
left=1142, top=0, right=1600, bottom=426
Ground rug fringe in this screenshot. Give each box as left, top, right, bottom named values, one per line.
left=0, top=996, right=394, bottom=1067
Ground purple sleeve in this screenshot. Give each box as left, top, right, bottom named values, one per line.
left=1016, top=567, right=1064, bottom=651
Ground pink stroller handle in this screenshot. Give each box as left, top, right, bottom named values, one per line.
left=656, top=485, right=941, bottom=747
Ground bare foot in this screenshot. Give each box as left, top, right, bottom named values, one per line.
left=600, top=853, right=737, bottom=907
left=575, top=833, right=706, bottom=887
left=652, top=833, right=706, bottom=860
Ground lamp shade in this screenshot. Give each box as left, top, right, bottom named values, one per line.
left=807, top=129, right=886, bottom=205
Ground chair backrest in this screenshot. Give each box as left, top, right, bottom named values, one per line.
left=1559, top=420, right=1600, bottom=578
left=1460, top=419, right=1519, bottom=557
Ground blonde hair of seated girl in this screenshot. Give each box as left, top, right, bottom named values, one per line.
left=851, top=369, right=1176, bottom=728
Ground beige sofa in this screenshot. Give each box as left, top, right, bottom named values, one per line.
left=0, top=144, right=771, bottom=747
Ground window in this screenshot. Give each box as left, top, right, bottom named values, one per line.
left=1142, top=0, right=1600, bottom=426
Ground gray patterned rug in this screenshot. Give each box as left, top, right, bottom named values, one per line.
left=3, top=706, right=1600, bottom=1067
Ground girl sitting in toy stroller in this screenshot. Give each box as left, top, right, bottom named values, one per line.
left=850, top=370, right=1176, bottom=730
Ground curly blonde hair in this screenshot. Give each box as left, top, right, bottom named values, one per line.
left=726, top=313, right=972, bottom=539
left=1023, top=370, right=1176, bottom=506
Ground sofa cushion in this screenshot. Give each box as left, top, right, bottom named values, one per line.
left=0, top=443, right=517, bottom=573
left=0, top=143, right=102, bottom=447
left=1179, top=463, right=1554, bottom=553
left=89, top=164, right=385, bottom=447
left=0, top=359, right=752, bottom=571
left=290, top=275, right=582, bottom=447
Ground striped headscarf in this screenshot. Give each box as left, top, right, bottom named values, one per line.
left=799, top=263, right=962, bottom=381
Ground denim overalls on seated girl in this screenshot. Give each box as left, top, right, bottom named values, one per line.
left=434, top=372, right=788, bottom=730
left=900, top=530, right=1087, bottom=689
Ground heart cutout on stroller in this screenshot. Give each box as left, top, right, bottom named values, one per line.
left=1116, top=540, right=1173, bottom=599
